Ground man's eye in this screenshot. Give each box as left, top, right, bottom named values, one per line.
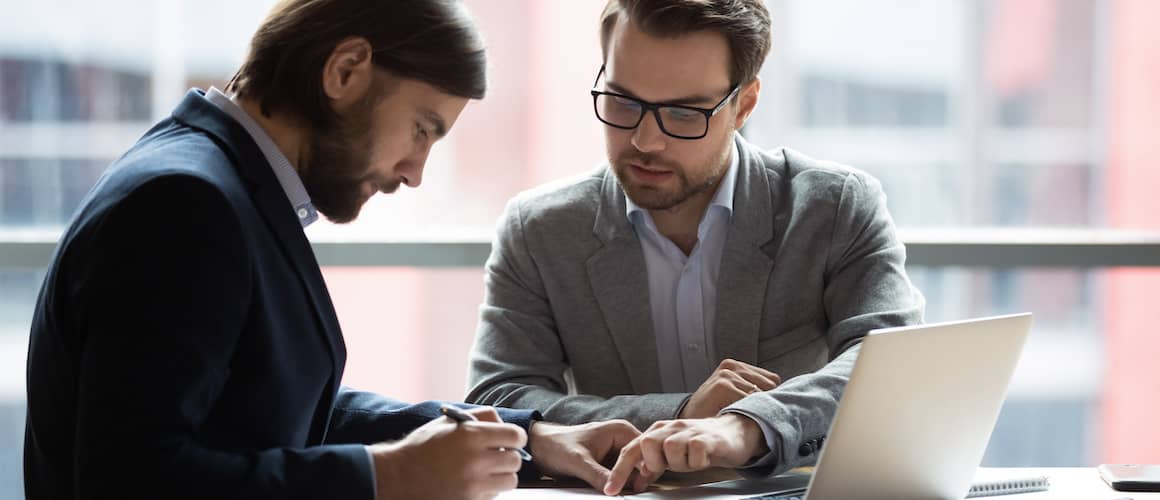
left=613, top=96, right=641, bottom=109
left=665, top=108, right=699, bottom=121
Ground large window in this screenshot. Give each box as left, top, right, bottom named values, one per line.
left=746, top=0, right=1160, bottom=468
left=2, top=1, right=1159, bottom=497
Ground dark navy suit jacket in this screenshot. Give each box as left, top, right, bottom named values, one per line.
left=24, top=90, right=537, bottom=500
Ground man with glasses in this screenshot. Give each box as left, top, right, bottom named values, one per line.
left=467, top=0, right=924, bottom=491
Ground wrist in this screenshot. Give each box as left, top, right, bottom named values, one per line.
left=722, top=413, right=769, bottom=461
left=526, top=420, right=541, bottom=454
left=526, top=420, right=558, bottom=457
left=368, top=443, right=401, bottom=500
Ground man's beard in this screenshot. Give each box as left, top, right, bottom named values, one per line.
left=299, top=97, right=385, bottom=224
left=612, top=149, right=728, bottom=211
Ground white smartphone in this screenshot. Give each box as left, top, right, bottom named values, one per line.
left=1098, top=464, right=1160, bottom=492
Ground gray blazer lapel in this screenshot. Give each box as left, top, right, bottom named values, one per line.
left=714, top=135, right=782, bottom=363
left=585, top=171, right=663, bottom=393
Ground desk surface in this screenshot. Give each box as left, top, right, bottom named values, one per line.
left=500, top=468, right=1160, bottom=499
left=1020, top=468, right=1160, bottom=499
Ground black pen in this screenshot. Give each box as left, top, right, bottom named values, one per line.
left=440, top=404, right=533, bottom=461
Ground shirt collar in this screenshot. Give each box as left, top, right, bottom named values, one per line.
left=711, top=139, right=740, bottom=214
left=204, top=87, right=319, bottom=227
left=625, top=136, right=740, bottom=223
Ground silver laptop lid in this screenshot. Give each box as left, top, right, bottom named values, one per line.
left=805, top=313, right=1033, bottom=500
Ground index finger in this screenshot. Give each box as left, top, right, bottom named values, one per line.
left=604, top=440, right=644, bottom=495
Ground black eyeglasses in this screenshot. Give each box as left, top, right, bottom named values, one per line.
left=590, top=64, right=740, bottom=140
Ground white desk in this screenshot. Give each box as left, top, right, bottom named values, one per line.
left=500, top=468, right=1160, bottom=499
left=1011, top=468, right=1159, bottom=499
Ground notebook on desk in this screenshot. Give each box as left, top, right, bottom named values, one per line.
left=730, top=469, right=1049, bottom=499
left=620, top=468, right=1045, bottom=499
left=965, top=469, right=1049, bottom=497
left=743, top=313, right=1036, bottom=500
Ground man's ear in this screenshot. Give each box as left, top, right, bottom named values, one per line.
left=322, top=37, right=375, bottom=112
left=733, top=77, right=761, bottom=129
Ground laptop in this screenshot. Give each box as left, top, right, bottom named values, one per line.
left=803, top=312, right=1033, bottom=499
left=645, top=313, right=1033, bottom=500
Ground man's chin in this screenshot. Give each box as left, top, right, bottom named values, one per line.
left=324, top=212, right=358, bottom=224
left=316, top=202, right=363, bottom=224
left=623, top=186, right=681, bottom=211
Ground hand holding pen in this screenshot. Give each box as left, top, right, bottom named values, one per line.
left=441, top=404, right=534, bottom=461
left=367, top=405, right=528, bottom=499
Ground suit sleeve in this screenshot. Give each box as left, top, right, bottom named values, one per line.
left=69, top=175, right=371, bottom=500
left=465, top=198, right=689, bottom=430
left=325, top=388, right=545, bottom=481
left=325, top=388, right=539, bottom=444
left=724, top=170, right=925, bottom=476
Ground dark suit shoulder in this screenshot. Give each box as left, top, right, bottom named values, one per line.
left=73, top=120, right=246, bottom=222
left=42, top=127, right=253, bottom=348
left=111, top=120, right=245, bottom=192
left=60, top=121, right=252, bottom=272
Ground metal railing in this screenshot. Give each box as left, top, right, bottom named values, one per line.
left=3, top=228, right=1159, bottom=269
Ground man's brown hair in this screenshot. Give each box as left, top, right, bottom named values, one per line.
left=227, top=0, right=485, bottom=127
left=599, top=0, right=772, bottom=85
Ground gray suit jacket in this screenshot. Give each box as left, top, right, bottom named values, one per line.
left=467, top=134, right=924, bottom=474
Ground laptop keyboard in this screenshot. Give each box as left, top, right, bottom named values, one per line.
left=740, top=487, right=808, bottom=500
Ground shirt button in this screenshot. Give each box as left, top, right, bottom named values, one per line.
left=297, top=208, right=309, bottom=219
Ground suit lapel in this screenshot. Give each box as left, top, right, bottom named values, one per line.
left=248, top=179, right=346, bottom=377
left=171, top=90, right=345, bottom=402
left=713, top=135, right=781, bottom=364
left=586, top=171, right=663, bottom=393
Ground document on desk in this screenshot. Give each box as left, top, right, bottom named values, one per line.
left=499, top=473, right=812, bottom=499
left=499, top=488, right=613, bottom=498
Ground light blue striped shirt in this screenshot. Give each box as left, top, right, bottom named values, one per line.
left=205, top=87, right=319, bottom=228
left=627, top=141, right=739, bottom=393
left=627, top=140, right=780, bottom=467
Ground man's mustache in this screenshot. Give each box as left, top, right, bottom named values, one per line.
left=616, top=153, right=679, bottom=172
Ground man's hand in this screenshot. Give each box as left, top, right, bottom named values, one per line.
left=680, top=359, right=781, bottom=419
left=370, top=407, right=526, bottom=500
left=602, top=414, right=769, bottom=496
left=528, top=419, right=641, bottom=491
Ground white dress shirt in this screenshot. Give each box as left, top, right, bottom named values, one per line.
left=626, top=142, right=739, bottom=393
left=626, top=140, right=779, bottom=466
